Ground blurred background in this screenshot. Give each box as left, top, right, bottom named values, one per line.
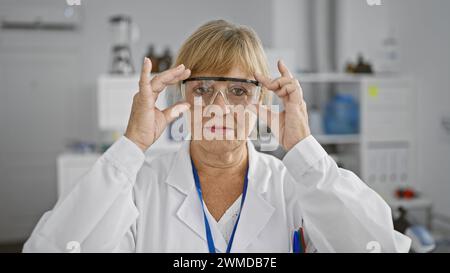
left=0, top=0, right=449, bottom=252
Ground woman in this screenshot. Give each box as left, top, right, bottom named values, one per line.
left=24, top=20, right=410, bottom=253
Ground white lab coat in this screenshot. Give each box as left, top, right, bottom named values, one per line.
left=23, top=135, right=411, bottom=253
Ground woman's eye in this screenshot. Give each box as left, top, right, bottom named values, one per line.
left=230, top=87, right=247, bottom=96
left=193, top=87, right=209, bottom=95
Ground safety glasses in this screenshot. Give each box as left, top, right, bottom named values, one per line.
left=181, top=77, right=261, bottom=106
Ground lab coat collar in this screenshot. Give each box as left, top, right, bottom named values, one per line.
left=167, top=140, right=275, bottom=252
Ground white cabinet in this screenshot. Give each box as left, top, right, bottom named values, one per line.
left=297, top=73, right=417, bottom=199
left=297, top=73, right=434, bottom=222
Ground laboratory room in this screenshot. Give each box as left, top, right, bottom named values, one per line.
left=0, top=0, right=449, bottom=257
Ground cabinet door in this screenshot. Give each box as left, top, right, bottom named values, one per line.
left=360, top=79, right=417, bottom=193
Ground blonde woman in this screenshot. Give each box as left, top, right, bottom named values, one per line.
left=24, top=20, right=410, bottom=253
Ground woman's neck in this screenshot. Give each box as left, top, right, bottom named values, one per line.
left=190, top=141, right=248, bottom=180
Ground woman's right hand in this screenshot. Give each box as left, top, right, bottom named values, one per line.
left=125, top=57, right=191, bottom=151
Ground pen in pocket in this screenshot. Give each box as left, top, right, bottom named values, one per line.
left=293, top=227, right=306, bottom=253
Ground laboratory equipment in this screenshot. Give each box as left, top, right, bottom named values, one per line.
left=109, top=15, right=138, bottom=75
left=324, top=94, right=359, bottom=135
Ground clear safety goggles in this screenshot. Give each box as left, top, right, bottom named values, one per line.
left=181, top=77, right=261, bottom=106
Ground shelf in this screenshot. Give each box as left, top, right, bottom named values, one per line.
left=295, top=73, right=403, bottom=83
left=314, top=134, right=360, bottom=145
left=296, top=73, right=364, bottom=83
left=386, top=198, right=433, bottom=210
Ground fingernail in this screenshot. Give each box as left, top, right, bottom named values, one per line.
left=177, top=64, right=185, bottom=69
left=144, top=57, right=149, bottom=63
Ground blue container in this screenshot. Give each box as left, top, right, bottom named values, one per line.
left=324, top=94, right=359, bottom=134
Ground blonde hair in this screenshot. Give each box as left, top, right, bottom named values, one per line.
left=174, top=19, right=271, bottom=102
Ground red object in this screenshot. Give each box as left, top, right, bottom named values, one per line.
left=403, top=189, right=415, bottom=199
left=395, top=187, right=417, bottom=199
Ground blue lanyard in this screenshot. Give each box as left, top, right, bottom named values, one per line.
left=191, top=158, right=249, bottom=253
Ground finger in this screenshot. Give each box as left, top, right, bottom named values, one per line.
left=151, top=64, right=188, bottom=93
left=153, top=69, right=191, bottom=102
left=254, top=73, right=272, bottom=89
left=269, top=77, right=293, bottom=91
left=278, top=59, right=293, bottom=78
left=247, top=104, right=280, bottom=129
left=161, top=67, right=191, bottom=85
left=162, top=102, right=191, bottom=124
left=274, top=83, right=296, bottom=97
left=277, top=83, right=301, bottom=101
left=177, top=69, right=191, bottom=82
left=139, top=57, right=153, bottom=96
left=254, top=73, right=291, bottom=91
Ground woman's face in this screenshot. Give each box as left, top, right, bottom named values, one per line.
left=185, top=66, right=259, bottom=154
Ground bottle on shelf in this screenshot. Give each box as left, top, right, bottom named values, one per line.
left=145, top=45, right=160, bottom=73
left=158, top=47, right=173, bottom=72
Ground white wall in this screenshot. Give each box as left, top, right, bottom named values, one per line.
left=0, top=0, right=273, bottom=242
left=337, top=0, right=450, bottom=219
left=336, top=0, right=390, bottom=71
left=271, top=0, right=311, bottom=72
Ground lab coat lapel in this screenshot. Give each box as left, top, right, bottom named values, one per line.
left=230, top=141, right=275, bottom=252
left=166, top=140, right=275, bottom=253
left=166, top=141, right=228, bottom=253
left=176, top=187, right=228, bottom=253
left=164, top=141, right=207, bottom=245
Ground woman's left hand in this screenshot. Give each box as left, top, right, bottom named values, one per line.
left=254, top=60, right=311, bottom=151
